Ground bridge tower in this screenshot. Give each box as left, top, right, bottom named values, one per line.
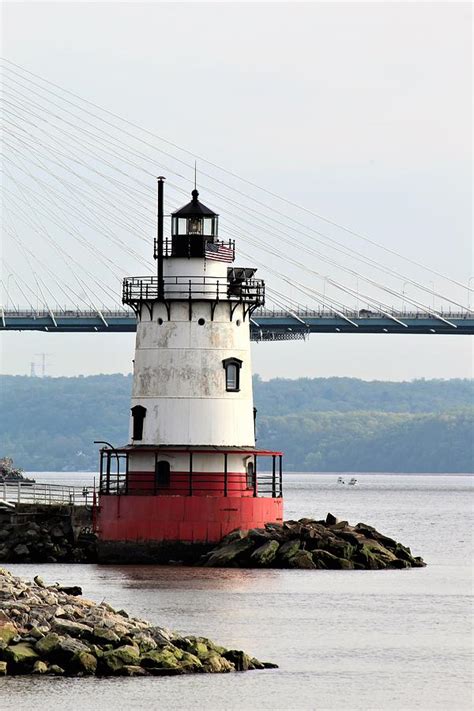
left=96, top=179, right=283, bottom=560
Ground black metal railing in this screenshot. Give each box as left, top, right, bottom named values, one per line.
left=153, top=237, right=235, bottom=260
left=98, top=450, right=282, bottom=498
left=122, top=275, right=265, bottom=306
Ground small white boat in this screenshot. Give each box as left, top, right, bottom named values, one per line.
left=348, top=477, right=358, bottom=486
left=337, top=476, right=345, bottom=484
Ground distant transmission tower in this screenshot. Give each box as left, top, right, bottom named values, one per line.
left=34, top=353, right=52, bottom=377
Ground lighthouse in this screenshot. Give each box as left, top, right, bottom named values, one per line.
left=96, top=179, right=283, bottom=561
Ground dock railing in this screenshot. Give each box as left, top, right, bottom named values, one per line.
left=0, top=481, right=93, bottom=507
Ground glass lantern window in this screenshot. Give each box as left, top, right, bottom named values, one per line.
left=203, top=217, right=214, bottom=236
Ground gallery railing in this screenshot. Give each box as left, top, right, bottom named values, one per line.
left=98, top=450, right=283, bottom=498
left=122, top=275, right=265, bottom=306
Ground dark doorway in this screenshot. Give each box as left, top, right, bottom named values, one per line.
left=155, top=460, right=171, bottom=488
left=246, top=461, right=255, bottom=489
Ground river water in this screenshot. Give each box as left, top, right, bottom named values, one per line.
left=1, top=473, right=472, bottom=710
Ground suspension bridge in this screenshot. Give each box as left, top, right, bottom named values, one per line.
left=1, top=58, right=473, bottom=341
left=1, top=309, right=473, bottom=337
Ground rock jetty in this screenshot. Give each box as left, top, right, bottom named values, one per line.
left=0, top=506, right=96, bottom=564
left=0, top=568, right=277, bottom=676
left=201, top=514, right=426, bottom=569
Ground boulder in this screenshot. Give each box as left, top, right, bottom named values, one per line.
left=118, top=664, right=147, bottom=676
left=0, top=661, right=7, bottom=675
left=131, top=632, right=157, bottom=653
left=52, top=618, right=92, bottom=638
left=250, top=540, right=280, bottom=566
left=354, top=544, right=387, bottom=570
left=204, top=537, right=255, bottom=567
left=0, top=623, right=17, bottom=645
left=312, top=549, right=354, bottom=569
left=56, top=636, right=90, bottom=662
left=32, top=660, right=48, bottom=674
left=140, top=648, right=181, bottom=670
left=103, top=644, right=140, bottom=672
left=70, top=651, right=97, bottom=675
left=277, top=539, right=301, bottom=562
left=12, top=544, right=29, bottom=558
left=93, top=627, right=121, bottom=645
left=388, top=559, right=410, bottom=569
left=325, top=513, right=339, bottom=526
left=5, top=643, right=39, bottom=670
left=218, top=529, right=249, bottom=545
left=288, top=550, right=316, bottom=569
left=319, top=538, right=354, bottom=560
left=394, top=543, right=413, bottom=562
left=184, top=640, right=207, bottom=658
left=57, top=586, right=82, bottom=597
left=354, top=524, right=399, bottom=549
left=48, top=664, right=65, bottom=675
left=180, top=651, right=202, bottom=670
left=50, top=526, right=65, bottom=540
left=223, top=649, right=252, bottom=671
left=35, top=633, right=62, bottom=656
left=201, top=653, right=234, bottom=673
left=247, top=528, right=270, bottom=542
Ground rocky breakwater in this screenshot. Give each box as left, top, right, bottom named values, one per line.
left=202, top=514, right=426, bottom=570
left=0, top=568, right=276, bottom=677
left=0, top=505, right=96, bottom=564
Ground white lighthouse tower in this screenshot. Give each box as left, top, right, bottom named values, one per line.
left=97, top=179, right=283, bottom=559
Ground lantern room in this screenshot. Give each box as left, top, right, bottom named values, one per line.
left=170, top=189, right=220, bottom=258
left=172, top=188, right=218, bottom=236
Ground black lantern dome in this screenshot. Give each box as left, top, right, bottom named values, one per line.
left=172, top=189, right=219, bottom=239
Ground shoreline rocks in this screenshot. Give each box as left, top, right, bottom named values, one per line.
left=0, top=568, right=277, bottom=677
left=200, top=514, right=426, bottom=570
left=0, top=505, right=425, bottom=570
left=0, top=505, right=96, bottom=564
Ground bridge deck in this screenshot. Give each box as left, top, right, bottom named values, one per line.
left=1, top=309, right=473, bottom=337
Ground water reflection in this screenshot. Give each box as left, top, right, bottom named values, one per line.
left=105, top=564, right=283, bottom=592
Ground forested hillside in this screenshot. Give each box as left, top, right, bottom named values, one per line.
left=1, top=375, right=472, bottom=472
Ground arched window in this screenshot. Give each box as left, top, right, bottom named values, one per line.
left=222, top=357, right=242, bottom=392
left=131, top=405, right=146, bottom=441
left=155, top=460, right=170, bottom=488
left=246, top=461, right=255, bottom=489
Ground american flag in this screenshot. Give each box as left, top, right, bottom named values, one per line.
left=205, top=242, right=234, bottom=262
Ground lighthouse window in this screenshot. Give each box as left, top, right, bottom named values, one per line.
left=222, top=357, right=242, bottom=392
left=131, top=405, right=146, bottom=441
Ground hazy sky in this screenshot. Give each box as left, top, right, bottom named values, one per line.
left=1, top=1, right=472, bottom=380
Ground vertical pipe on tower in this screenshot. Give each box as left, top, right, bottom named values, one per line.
left=157, top=177, right=165, bottom=300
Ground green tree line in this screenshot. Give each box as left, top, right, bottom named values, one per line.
left=0, top=374, right=472, bottom=472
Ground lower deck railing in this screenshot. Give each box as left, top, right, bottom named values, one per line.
left=98, top=451, right=283, bottom=498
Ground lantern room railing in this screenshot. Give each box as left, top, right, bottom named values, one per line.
left=122, top=275, right=265, bottom=306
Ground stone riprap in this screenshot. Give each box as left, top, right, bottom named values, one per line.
left=0, top=506, right=95, bottom=564
left=0, top=569, right=277, bottom=676
left=201, top=514, right=426, bottom=570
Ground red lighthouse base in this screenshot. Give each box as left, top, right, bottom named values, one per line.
left=98, top=494, right=283, bottom=543
left=95, top=446, right=284, bottom=563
